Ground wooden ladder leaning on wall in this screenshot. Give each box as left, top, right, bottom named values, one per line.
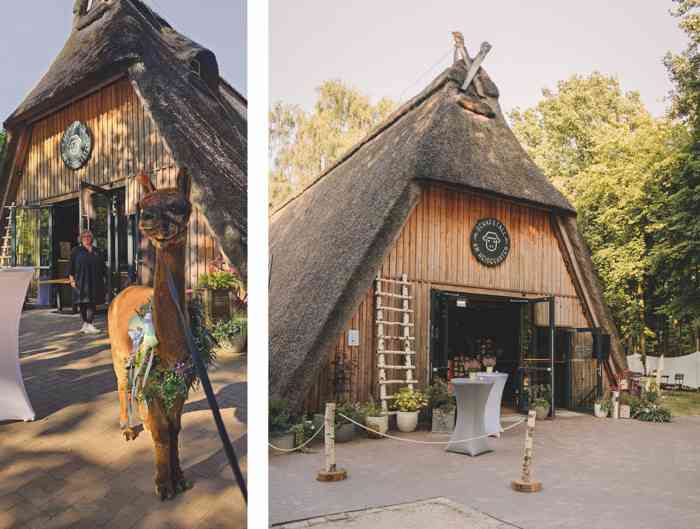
left=0, top=203, right=16, bottom=268
left=375, top=273, right=418, bottom=413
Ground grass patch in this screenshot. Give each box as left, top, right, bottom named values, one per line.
left=661, top=391, right=700, bottom=416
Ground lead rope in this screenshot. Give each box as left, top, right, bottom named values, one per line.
left=164, top=264, right=248, bottom=503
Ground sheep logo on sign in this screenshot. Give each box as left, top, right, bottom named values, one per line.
left=60, top=121, right=93, bottom=170
left=471, top=218, right=510, bottom=266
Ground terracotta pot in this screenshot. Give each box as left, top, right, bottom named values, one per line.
left=269, top=432, right=295, bottom=456
left=335, top=423, right=355, bottom=443
left=431, top=408, right=455, bottom=433
left=365, top=415, right=388, bottom=439
left=396, top=410, right=419, bottom=432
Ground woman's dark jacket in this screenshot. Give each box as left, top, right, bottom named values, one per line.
left=68, top=245, right=106, bottom=304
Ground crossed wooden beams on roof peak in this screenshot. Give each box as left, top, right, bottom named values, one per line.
left=452, top=31, right=492, bottom=96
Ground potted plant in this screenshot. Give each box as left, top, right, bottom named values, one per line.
left=426, top=378, right=456, bottom=433
left=531, top=397, right=550, bottom=420
left=289, top=419, right=319, bottom=448
left=210, top=311, right=247, bottom=354
left=594, top=397, right=610, bottom=418
left=335, top=401, right=362, bottom=442
left=361, top=400, right=387, bottom=439
left=482, top=355, right=497, bottom=373
left=197, top=258, right=246, bottom=323
left=269, top=399, right=294, bottom=454
left=394, top=387, right=428, bottom=432
left=619, top=393, right=633, bottom=419
left=465, top=357, right=481, bottom=379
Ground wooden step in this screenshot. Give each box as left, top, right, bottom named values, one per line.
left=375, top=277, right=412, bottom=286
left=376, top=306, right=413, bottom=313
left=377, top=321, right=414, bottom=327
left=379, top=379, right=419, bottom=384
left=379, top=350, right=416, bottom=355
left=381, top=336, right=415, bottom=340
left=378, top=365, right=414, bottom=370
left=376, top=292, right=412, bottom=300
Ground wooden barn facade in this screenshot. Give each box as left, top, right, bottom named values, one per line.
left=0, top=0, right=246, bottom=305
left=269, top=53, right=625, bottom=416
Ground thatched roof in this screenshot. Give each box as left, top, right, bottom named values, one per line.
left=269, top=59, right=620, bottom=410
left=0, top=0, right=246, bottom=266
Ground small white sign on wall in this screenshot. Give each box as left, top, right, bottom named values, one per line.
left=348, top=329, right=360, bottom=346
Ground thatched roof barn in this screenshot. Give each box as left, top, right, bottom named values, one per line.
left=270, top=57, right=624, bottom=413
left=0, top=0, right=246, bottom=271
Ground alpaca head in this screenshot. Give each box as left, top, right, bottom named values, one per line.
left=137, top=168, right=192, bottom=248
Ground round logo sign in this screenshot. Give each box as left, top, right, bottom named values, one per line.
left=60, top=121, right=93, bottom=170
left=470, top=218, right=510, bottom=266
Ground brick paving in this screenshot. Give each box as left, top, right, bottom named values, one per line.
left=0, top=309, right=246, bottom=529
left=270, top=412, right=700, bottom=529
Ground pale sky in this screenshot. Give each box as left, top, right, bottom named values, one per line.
left=270, top=1, right=687, bottom=117
left=0, top=0, right=246, bottom=123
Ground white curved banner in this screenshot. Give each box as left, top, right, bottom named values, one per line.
left=0, top=267, right=36, bottom=421
left=627, top=352, right=700, bottom=389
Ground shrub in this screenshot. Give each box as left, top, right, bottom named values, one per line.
left=198, top=270, right=244, bottom=291
left=634, top=403, right=672, bottom=423
left=425, top=378, right=455, bottom=411
left=393, top=387, right=428, bottom=412
left=269, top=399, right=292, bottom=436
left=335, top=401, right=364, bottom=426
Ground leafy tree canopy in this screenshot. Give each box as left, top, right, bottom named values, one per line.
left=269, top=80, right=395, bottom=209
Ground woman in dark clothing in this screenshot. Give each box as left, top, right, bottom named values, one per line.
left=68, top=230, right=106, bottom=334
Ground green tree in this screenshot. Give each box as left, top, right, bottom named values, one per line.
left=510, top=74, right=685, bottom=355
left=269, top=80, right=395, bottom=209
left=649, top=0, right=700, bottom=351
left=0, top=129, right=6, bottom=168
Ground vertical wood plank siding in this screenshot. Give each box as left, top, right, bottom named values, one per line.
left=16, top=78, right=222, bottom=289
left=305, top=185, right=592, bottom=410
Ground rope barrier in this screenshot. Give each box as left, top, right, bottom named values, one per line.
left=268, top=424, right=325, bottom=452
left=337, top=413, right=526, bottom=445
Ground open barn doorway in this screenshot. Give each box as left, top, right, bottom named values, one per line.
left=429, top=290, right=522, bottom=411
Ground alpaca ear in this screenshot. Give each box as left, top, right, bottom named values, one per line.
left=137, top=172, right=156, bottom=194
left=177, top=167, right=191, bottom=199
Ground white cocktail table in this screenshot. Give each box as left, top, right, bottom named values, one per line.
left=476, top=372, right=509, bottom=436
left=446, top=378, right=493, bottom=456
left=0, top=267, right=36, bottom=421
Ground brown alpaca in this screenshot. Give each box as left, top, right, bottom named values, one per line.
left=108, top=168, right=193, bottom=500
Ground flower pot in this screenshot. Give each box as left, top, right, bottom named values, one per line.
left=365, top=415, right=388, bottom=439
left=468, top=372, right=477, bottom=380
left=486, top=366, right=494, bottom=373
left=335, top=423, right=355, bottom=443
left=269, top=431, right=295, bottom=456
left=619, top=404, right=631, bottom=419
left=396, top=410, right=419, bottom=432
left=534, top=404, right=550, bottom=421
left=431, top=408, right=455, bottom=433
left=312, top=413, right=325, bottom=431
left=594, top=403, right=608, bottom=418
left=218, top=334, right=247, bottom=355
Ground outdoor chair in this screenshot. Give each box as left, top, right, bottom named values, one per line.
left=675, top=373, right=684, bottom=390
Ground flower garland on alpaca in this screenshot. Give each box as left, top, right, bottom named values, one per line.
left=126, top=297, right=216, bottom=417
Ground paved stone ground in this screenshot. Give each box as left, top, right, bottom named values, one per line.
left=273, top=498, right=519, bottom=529
left=270, top=412, right=700, bottom=529
left=0, top=309, right=246, bottom=529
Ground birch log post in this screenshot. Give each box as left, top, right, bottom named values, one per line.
left=317, top=402, right=347, bottom=482
left=511, top=410, right=542, bottom=492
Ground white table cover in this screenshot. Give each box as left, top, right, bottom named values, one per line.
left=0, top=267, right=36, bottom=421
left=476, top=372, right=509, bottom=436
left=447, top=378, right=493, bottom=456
